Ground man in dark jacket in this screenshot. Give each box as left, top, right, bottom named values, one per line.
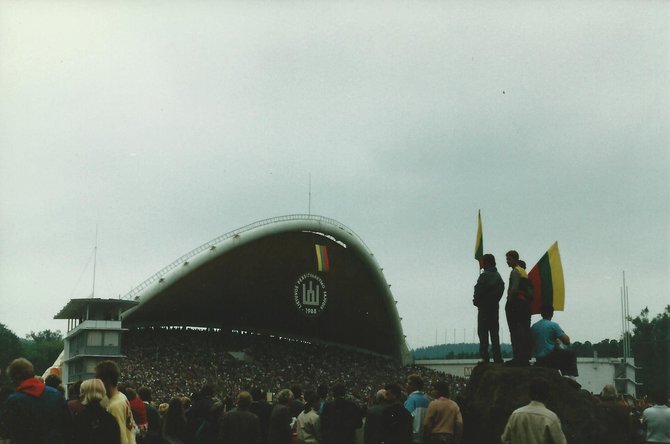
left=320, top=384, right=363, bottom=444
left=363, top=389, right=387, bottom=444
left=218, top=391, right=261, bottom=444
left=505, top=250, right=533, bottom=366
left=186, top=383, right=216, bottom=443
left=473, top=253, right=505, bottom=363
left=380, top=384, right=412, bottom=444
left=249, top=388, right=272, bottom=444
left=0, top=357, right=72, bottom=444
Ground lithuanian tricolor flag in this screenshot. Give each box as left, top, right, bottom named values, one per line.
left=528, top=241, right=565, bottom=314
left=315, top=244, right=330, bottom=272
left=474, top=210, right=483, bottom=267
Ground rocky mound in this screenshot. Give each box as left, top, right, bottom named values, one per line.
left=458, top=363, right=637, bottom=444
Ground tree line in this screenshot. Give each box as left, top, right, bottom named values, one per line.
left=0, top=326, right=63, bottom=384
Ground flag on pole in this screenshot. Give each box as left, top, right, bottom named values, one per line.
left=474, top=210, right=483, bottom=267
left=315, top=244, right=330, bottom=272
left=528, top=241, right=565, bottom=314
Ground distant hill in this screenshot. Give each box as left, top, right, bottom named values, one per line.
left=411, top=343, right=513, bottom=360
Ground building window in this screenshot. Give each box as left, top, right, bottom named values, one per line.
left=87, top=332, right=102, bottom=346
left=104, top=332, right=119, bottom=347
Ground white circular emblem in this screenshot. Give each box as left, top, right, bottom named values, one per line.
left=293, top=273, right=328, bottom=317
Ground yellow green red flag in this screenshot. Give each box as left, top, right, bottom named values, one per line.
left=528, top=241, right=565, bottom=314
left=474, top=210, right=483, bottom=266
left=315, top=244, right=330, bottom=272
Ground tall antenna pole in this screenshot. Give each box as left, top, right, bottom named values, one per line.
left=619, top=287, right=627, bottom=360
left=625, top=274, right=631, bottom=358
left=308, top=173, right=312, bottom=216
left=92, top=224, right=98, bottom=298
left=621, top=270, right=632, bottom=359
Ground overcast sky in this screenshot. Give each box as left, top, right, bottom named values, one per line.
left=1, top=1, right=668, bottom=350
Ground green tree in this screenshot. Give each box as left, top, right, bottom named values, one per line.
left=630, top=305, right=670, bottom=396
left=0, top=323, right=23, bottom=384
left=572, top=340, right=594, bottom=357
left=21, top=329, right=63, bottom=376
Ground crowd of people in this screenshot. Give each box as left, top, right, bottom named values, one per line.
left=0, top=326, right=474, bottom=444
left=0, top=328, right=669, bottom=444
left=120, top=328, right=467, bottom=406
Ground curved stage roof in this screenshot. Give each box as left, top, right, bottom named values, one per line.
left=121, top=215, right=410, bottom=362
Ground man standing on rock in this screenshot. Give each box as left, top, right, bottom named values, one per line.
left=501, top=377, right=566, bottom=444
left=473, top=253, right=505, bottom=363
left=505, top=250, right=532, bottom=366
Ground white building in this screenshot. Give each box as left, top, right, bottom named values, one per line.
left=416, top=356, right=640, bottom=397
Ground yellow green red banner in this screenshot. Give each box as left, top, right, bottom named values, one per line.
left=474, top=210, right=483, bottom=266
left=528, top=241, right=565, bottom=314
left=315, top=244, right=330, bottom=272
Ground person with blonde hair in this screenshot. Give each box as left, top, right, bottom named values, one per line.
left=73, top=378, right=120, bottom=444
left=597, top=383, right=633, bottom=444
left=158, top=403, right=170, bottom=418
left=268, top=389, right=294, bottom=444
left=162, top=397, right=188, bottom=444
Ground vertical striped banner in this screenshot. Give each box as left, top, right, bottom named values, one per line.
left=528, top=241, right=565, bottom=314
left=315, top=244, right=330, bottom=272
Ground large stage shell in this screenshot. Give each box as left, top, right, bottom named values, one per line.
left=120, top=215, right=410, bottom=363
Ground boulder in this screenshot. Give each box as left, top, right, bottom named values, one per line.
left=457, top=363, right=636, bottom=444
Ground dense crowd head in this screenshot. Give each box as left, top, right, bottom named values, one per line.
left=120, top=327, right=467, bottom=405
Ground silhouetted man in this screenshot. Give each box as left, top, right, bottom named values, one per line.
left=249, top=388, right=272, bottom=444
left=473, top=253, right=505, bottom=363
left=320, top=384, right=363, bottom=444
left=380, top=384, right=412, bottom=444
left=219, top=391, right=261, bottom=444
left=364, top=389, right=387, bottom=444
left=505, top=250, right=532, bottom=366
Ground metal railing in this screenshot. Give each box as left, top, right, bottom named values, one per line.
left=121, top=214, right=369, bottom=300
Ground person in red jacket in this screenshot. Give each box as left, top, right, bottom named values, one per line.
left=126, top=387, right=148, bottom=436
left=0, top=357, right=72, bottom=444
